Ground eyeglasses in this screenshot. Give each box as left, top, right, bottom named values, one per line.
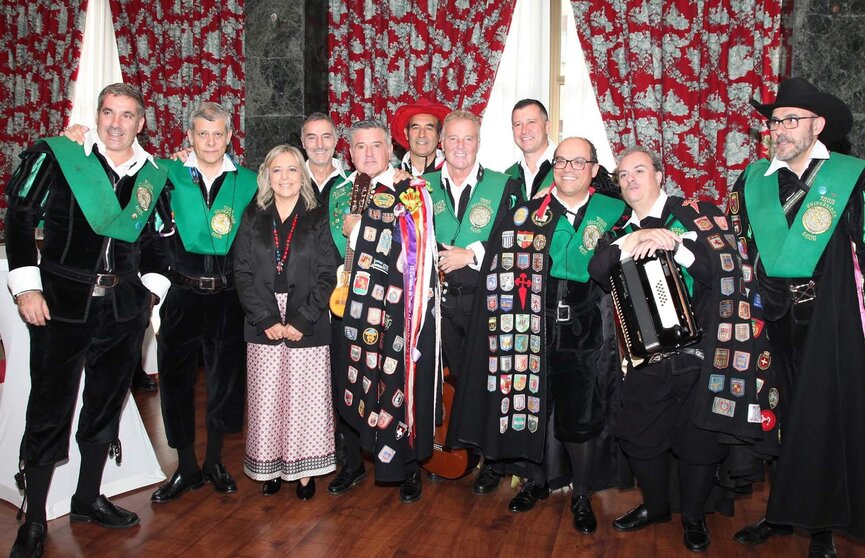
left=552, top=157, right=597, bottom=170
left=764, top=115, right=819, bottom=131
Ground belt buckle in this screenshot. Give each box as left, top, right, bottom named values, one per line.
left=92, top=285, right=106, bottom=297
left=95, top=273, right=118, bottom=288
left=198, top=276, right=217, bottom=290
left=556, top=301, right=571, bottom=323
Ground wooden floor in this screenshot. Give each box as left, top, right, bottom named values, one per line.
left=1, top=383, right=863, bottom=558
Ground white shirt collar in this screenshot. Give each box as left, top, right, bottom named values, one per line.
left=625, top=190, right=668, bottom=228
left=348, top=166, right=396, bottom=190
left=306, top=158, right=346, bottom=191
left=183, top=152, right=237, bottom=191
left=83, top=129, right=155, bottom=177
left=551, top=186, right=590, bottom=214
left=441, top=159, right=481, bottom=191
left=765, top=140, right=830, bottom=178
left=401, top=149, right=445, bottom=176
left=518, top=141, right=557, bottom=172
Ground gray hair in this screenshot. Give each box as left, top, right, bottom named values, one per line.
left=616, top=145, right=663, bottom=174
left=302, top=112, right=337, bottom=136
left=347, top=119, right=390, bottom=147
left=189, top=101, right=232, bottom=132
left=256, top=145, right=318, bottom=211
left=97, top=83, right=145, bottom=117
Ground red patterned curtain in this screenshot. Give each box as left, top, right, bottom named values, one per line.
left=0, top=2, right=86, bottom=224
left=110, top=0, right=246, bottom=160
left=571, top=0, right=786, bottom=202
left=328, top=0, right=517, bottom=159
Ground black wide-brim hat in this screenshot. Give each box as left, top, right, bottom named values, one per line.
left=391, top=98, right=451, bottom=149
left=750, top=77, right=853, bottom=141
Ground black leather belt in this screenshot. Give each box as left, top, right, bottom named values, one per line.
left=171, top=271, right=230, bottom=292
left=442, top=283, right=475, bottom=296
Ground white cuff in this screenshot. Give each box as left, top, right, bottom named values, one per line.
left=467, top=241, right=484, bottom=271
left=613, top=236, right=629, bottom=261
left=673, top=232, right=698, bottom=268
left=141, top=272, right=170, bottom=301
left=7, top=266, right=43, bottom=296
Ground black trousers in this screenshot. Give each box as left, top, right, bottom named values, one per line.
left=331, top=314, right=362, bottom=469
left=440, top=291, right=473, bottom=379
left=158, top=287, right=246, bottom=448
left=23, top=296, right=148, bottom=466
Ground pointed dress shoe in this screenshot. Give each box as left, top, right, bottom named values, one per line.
left=131, top=368, right=158, bottom=392
left=733, top=517, right=793, bottom=545
left=151, top=469, right=205, bottom=503
left=508, top=481, right=549, bottom=513
left=571, top=494, right=598, bottom=534
left=682, top=517, right=710, bottom=552
left=612, top=504, right=672, bottom=532
left=262, top=478, right=282, bottom=496
left=327, top=466, right=367, bottom=495
left=399, top=472, right=422, bottom=504
left=472, top=463, right=502, bottom=495
left=296, top=478, right=316, bottom=500
left=203, top=463, right=237, bottom=493
left=809, top=532, right=837, bottom=558
left=10, top=522, right=45, bottom=558
left=70, top=494, right=139, bottom=529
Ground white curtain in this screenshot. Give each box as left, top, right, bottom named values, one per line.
left=478, top=0, right=614, bottom=173
left=67, top=0, right=123, bottom=128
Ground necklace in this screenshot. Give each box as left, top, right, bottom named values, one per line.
left=273, top=213, right=299, bottom=273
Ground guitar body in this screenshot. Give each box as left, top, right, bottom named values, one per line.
left=329, top=264, right=350, bottom=317
left=422, top=373, right=479, bottom=479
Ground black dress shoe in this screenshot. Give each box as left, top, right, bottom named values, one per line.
left=262, top=478, right=282, bottom=496
left=612, top=504, right=672, bottom=532
left=151, top=469, right=205, bottom=503
left=327, top=466, right=367, bottom=495
left=809, top=532, right=837, bottom=558
left=10, top=522, right=45, bottom=558
left=682, top=517, right=710, bottom=552
left=571, top=494, right=597, bottom=534
left=69, top=494, right=139, bottom=529
left=472, top=463, right=502, bottom=495
left=132, top=368, right=158, bottom=392
left=296, top=478, right=316, bottom=500
left=203, top=463, right=237, bottom=493
left=508, top=481, right=549, bottom=513
left=733, top=517, right=793, bottom=545
left=399, top=472, right=422, bottom=504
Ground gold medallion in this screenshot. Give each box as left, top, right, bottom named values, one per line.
left=136, top=186, right=153, bottom=211
left=801, top=205, right=832, bottom=235
left=582, top=224, right=602, bottom=251
left=468, top=205, right=492, bottom=228
left=211, top=212, right=233, bottom=235
left=531, top=208, right=552, bottom=226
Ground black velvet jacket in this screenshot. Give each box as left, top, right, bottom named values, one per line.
left=233, top=200, right=338, bottom=346
left=4, top=142, right=169, bottom=323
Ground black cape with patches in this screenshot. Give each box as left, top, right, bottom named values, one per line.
left=730, top=161, right=865, bottom=536
left=450, top=193, right=627, bottom=492
left=337, top=181, right=440, bottom=483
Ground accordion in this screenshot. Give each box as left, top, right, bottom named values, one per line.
left=610, top=249, right=701, bottom=365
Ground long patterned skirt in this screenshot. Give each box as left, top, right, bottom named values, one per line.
left=244, top=297, right=336, bottom=482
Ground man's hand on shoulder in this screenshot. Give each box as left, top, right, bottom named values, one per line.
left=15, top=290, right=51, bottom=326
left=62, top=124, right=89, bottom=145
left=171, top=147, right=193, bottom=162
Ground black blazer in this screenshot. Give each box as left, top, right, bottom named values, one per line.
left=233, top=200, right=338, bottom=347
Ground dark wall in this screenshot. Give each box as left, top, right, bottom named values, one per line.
left=792, top=0, right=865, bottom=156
left=243, top=0, right=329, bottom=170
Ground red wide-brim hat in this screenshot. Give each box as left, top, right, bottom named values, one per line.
left=391, top=98, right=452, bottom=149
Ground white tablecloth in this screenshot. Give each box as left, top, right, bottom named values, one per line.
left=0, top=247, right=165, bottom=519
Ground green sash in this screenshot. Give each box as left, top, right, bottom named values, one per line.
left=426, top=169, right=508, bottom=246
left=328, top=176, right=353, bottom=257
left=743, top=153, right=865, bottom=278
left=549, top=193, right=625, bottom=282
left=43, top=136, right=167, bottom=242
left=624, top=215, right=694, bottom=295
left=505, top=161, right=554, bottom=196
left=163, top=159, right=257, bottom=255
